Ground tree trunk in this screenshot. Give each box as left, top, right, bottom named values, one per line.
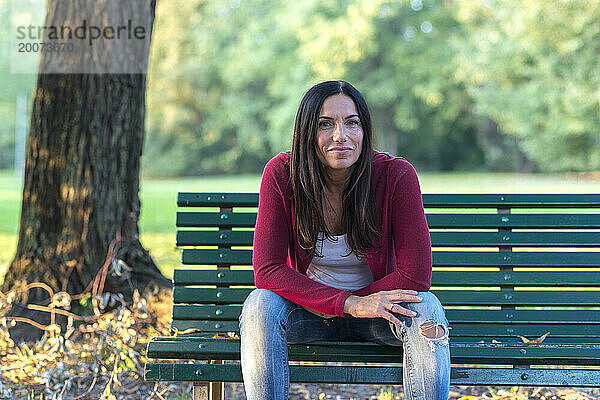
left=1, top=0, right=170, bottom=342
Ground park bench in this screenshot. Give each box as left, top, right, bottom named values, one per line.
left=144, top=192, right=600, bottom=399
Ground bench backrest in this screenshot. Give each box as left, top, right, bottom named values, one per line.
left=172, top=193, right=600, bottom=343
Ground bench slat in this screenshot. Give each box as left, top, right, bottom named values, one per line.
left=172, top=305, right=600, bottom=324
left=177, top=212, right=256, bottom=227
left=146, top=339, right=600, bottom=365
left=144, top=363, right=600, bottom=386
left=170, top=320, right=600, bottom=338
left=176, top=212, right=600, bottom=229
left=174, top=269, right=252, bottom=285
left=431, top=232, right=600, bottom=247
left=181, top=249, right=600, bottom=266
left=177, top=230, right=254, bottom=246
left=422, top=194, right=600, bottom=208
left=173, top=287, right=600, bottom=306
left=152, top=334, right=600, bottom=344
left=172, top=269, right=600, bottom=286
left=433, top=251, right=600, bottom=266
left=176, top=230, right=600, bottom=247
left=427, top=213, right=600, bottom=228
left=182, top=249, right=253, bottom=265
left=178, top=192, right=258, bottom=207
left=176, top=193, right=600, bottom=208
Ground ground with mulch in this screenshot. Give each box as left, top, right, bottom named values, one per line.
left=226, top=383, right=600, bottom=399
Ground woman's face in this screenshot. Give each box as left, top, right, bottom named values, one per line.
left=315, top=93, right=364, bottom=176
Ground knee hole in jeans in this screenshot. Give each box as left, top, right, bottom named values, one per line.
left=420, top=320, right=451, bottom=353
left=420, top=320, right=449, bottom=340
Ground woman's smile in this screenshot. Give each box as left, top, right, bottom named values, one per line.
left=328, top=146, right=353, bottom=153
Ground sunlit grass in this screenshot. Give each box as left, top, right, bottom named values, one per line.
left=0, top=233, right=17, bottom=283
left=139, top=232, right=177, bottom=279
left=138, top=174, right=261, bottom=233
left=419, top=170, right=600, bottom=193
left=0, top=170, right=22, bottom=235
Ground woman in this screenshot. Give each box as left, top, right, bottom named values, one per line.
left=239, top=80, right=450, bottom=400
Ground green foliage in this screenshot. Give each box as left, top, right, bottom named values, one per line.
left=145, top=0, right=301, bottom=175
left=301, top=0, right=486, bottom=170
left=377, top=386, right=397, bottom=399
left=454, top=0, right=600, bottom=171
left=143, top=0, right=489, bottom=176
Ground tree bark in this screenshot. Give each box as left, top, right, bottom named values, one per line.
left=1, top=0, right=170, bottom=342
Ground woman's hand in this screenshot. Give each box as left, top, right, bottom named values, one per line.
left=343, top=290, right=422, bottom=326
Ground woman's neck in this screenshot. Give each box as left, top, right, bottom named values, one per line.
left=323, top=166, right=352, bottom=194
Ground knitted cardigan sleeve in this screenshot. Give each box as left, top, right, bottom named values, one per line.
left=350, top=161, right=432, bottom=296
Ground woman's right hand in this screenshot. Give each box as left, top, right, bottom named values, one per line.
left=343, top=290, right=423, bottom=326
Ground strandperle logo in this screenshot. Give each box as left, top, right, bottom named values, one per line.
left=16, top=19, right=147, bottom=47
left=10, top=0, right=153, bottom=74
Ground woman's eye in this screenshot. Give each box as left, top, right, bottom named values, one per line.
left=348, top=120, right=360, bottom=126
left=319, top=121, right=332, bottom=128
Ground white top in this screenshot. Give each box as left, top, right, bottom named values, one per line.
left=303, top=233, right=373, bottom=317
left=306, top=233, right=373, bottom=291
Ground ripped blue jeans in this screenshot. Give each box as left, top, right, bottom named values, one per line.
left=239, top=289, right=450, bottom=400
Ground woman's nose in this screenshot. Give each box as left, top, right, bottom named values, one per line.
left=332, top=122, right=347, bottom=141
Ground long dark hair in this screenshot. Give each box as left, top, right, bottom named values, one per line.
left=290, top=80, right=381, bottom=258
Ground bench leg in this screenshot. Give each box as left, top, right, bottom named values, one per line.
left=210, top=381, right=224, bottom=400
left=192, top=359, right=225, bottom=400
left=192, top=382, right=223, bottom=400
left=208, top=360, right=224, bottom=400
left=193, top=384, right=208, bottom=400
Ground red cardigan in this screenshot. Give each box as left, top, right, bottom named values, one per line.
left=252, top=150, right=432, bottom=318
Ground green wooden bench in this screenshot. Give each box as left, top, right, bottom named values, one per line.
left=144, top=192, right=600, bottom=399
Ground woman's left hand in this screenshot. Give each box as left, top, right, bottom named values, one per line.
left=343, top=289, right=422, bottom=326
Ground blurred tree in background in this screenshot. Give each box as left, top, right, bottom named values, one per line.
left=144, top=0, right=488, bottom=175
left=2, top=0, right=599, bottom=176
left=144, top=0, right=315, bottom=175
left=454, top=0, right=600, bottom=172
left=293, top=0, right=487, bottom=171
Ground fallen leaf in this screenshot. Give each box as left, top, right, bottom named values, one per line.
left=518, top=332, right=550, bottom=343
left=171, top=327, right=203, bottom=336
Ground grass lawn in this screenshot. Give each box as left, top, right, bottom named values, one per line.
left=1, top=168, right=599, bottom=284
